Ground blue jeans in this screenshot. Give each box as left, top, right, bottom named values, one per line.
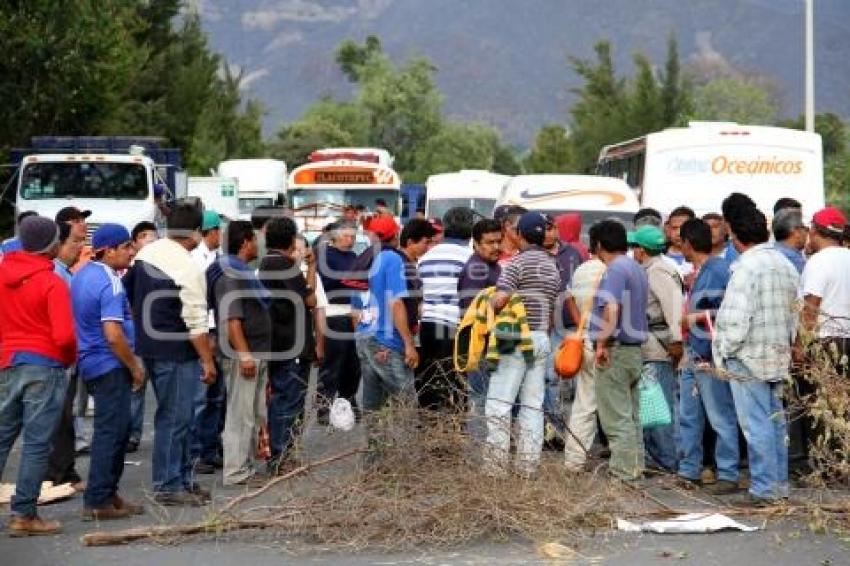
left=268, top=359, right=310, bottom=460
left=725, top=358, right=789, bottom=500
left=358, top=337, right=416, bottom=411
left=84, top=368, right=131, bottom=508
left=191, top=358, right=225, bottom=462
left=642, top=361, right=678, bottom=472
left=129, top=377, right=146, bottom=444
left=484, top=331, right=550, bottom=473
left=0, top=365, right=67, bottom=518
left=145, top=358, right=200, bottom=493
left=466, top=364, right=490, bottom=444
left=543, top=330, right=567, bottom=435
left=678, top=353, right=740, bottom=482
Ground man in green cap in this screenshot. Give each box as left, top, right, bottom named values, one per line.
left=192, top=210, right=223, bottom=272
left=627, top=224, right=683, bottom=473
left=190, top=209, right=225, bottom=473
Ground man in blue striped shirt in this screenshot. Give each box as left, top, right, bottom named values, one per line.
left=416, top=207, right=474, bottom=410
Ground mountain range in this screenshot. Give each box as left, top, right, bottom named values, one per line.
left=193, top=0, right=850, bottom=146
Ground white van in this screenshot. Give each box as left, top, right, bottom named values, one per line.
left=497, top=174, right=639, bottom=237
left=425, top=170, right=510, bottom=220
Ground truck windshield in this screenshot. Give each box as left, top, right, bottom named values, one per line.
left=289, top=189, right=399, bottom=215
left=19, top=162, right=149, bottom=200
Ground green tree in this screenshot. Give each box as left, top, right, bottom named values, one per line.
left=335, top=35, right=383, bottom=82
left=660, top=35, right=691, bottom=126
left=0, top=1, right=141, bottom=152
left=567, top=41, right=629, bottom=172
left=187, top=64, right=267, bottom=174
left=411, top=123, right=502, bottom=181
left=778, top=112, right=847, bottom=158
left=691, top=77, right=779, bottom=125
left=524, top=124, right=576, bottom=173
left=269, top=98, right=369, bottom=167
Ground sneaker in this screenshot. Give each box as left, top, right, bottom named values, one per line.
left=125, top=439, right=140, bottom=454
left=111, top=494, right=144, bottom=515
left=82, top=505, right=131, bottom=521
left=702, top=479, right=740, bottom=496
left=8, top=515, right=62, bottom=537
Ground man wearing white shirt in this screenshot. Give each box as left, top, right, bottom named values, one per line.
left=800, top=207, right=850, bottom=376
left=663, top=206, right=696, bottom=282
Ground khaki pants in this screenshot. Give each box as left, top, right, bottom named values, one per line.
left=564, top=344, right=597, bottom=469
left=222, top=358, right=268, bottom=485
left=595, top=345, right=644, bottom=480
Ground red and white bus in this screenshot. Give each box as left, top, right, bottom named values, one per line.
left=287, top=148, right=401, bottom=238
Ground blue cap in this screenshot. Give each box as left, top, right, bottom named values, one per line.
left=92, top=223, right=131, bottom=251
left=517, top=211, right=548, bottom=242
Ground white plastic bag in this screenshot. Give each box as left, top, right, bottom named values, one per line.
left=329, top=398, right=355, bottom=432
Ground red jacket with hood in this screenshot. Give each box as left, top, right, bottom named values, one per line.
left=0, top=252, right=77, bottom=369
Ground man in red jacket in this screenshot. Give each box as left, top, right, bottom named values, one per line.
left=0, top=216, right=77, bottom=537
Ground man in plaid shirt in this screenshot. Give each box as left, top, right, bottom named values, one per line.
left=713, top=207, right=799, bottom=505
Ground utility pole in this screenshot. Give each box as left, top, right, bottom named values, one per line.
left=804, top=0, right=815, bottom=132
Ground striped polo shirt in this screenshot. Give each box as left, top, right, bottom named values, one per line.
left=497, top=246, right=561, bottom=331
left=418, top=239, right=473, bottom=328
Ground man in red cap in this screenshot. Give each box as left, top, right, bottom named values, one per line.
left=800, top=207, right=850, bottom=376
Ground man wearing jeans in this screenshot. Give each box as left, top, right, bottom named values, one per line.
left=124, top=203, right=217, bottom=506
left=628, top=224, right=683, bottom=473
left=260, top=217, right=318, bottom=475
left=714, top=207, right=799, bottom=505
left=72, top=224, right=145, bottom=520
left=457, top=219, right=503, bottom=443
left=485, top=212, right=561, bottom=475
left=359, top=219, right=435, bottom=415
left=678, top=218, right=740, bottom=494
left=0, top=216, right=77, bottom=536
left=589, top=220, right=649, bottom=481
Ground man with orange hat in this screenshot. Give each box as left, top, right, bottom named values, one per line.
left=800, top=207, right=850, bottom=377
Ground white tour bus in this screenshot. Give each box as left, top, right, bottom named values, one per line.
left=596, top=122, right=825, bottom=218
left=496, top=174, right=639, bottom=239
left=288, top=148, right=401, bottom=240
left=425, top=170, right=510, bottom=220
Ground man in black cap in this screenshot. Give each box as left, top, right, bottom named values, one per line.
left=55, top=206, right=91, bottom=242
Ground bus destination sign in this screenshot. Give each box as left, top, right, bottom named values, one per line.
left=314, top=170, right=375, bottom=184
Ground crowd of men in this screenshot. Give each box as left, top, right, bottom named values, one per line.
left=0, top=192, right=849, bottom=536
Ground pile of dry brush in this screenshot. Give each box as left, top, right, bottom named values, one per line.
left=81, top=342, right=850, bottom=550
left=82, top=403, right=640, bottom=550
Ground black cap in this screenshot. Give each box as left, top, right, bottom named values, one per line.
left=55, top=206, right=92, bottom=223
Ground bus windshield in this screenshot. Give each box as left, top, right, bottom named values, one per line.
left=289, top=189, right=399, bottom=215
left=19, top=162, right=149, bottom=200
left=429, top=198, right=496, bottom=220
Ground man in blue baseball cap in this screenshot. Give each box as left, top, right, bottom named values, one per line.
left=485, top=211, right=562, bottom=476
left=71, top=224, right=145, bottom=520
